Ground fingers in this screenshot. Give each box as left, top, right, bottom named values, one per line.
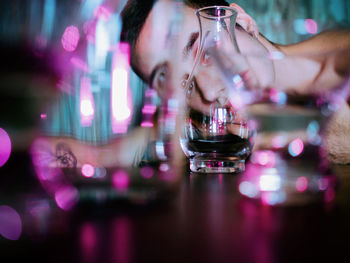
left=229, top=3, right=259, bottom=39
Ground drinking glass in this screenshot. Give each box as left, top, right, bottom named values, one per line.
left=179, top=6, right=254, bottom=173
left=211, top=48, right=350, bottom=205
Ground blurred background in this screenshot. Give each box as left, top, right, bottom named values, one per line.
left=1, top=0, right=350, bottom=148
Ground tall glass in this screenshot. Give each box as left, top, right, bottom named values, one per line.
left=180, top=6, right=254, bottom=173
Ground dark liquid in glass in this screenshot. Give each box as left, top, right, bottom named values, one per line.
left=187, top=134, right=252, bottom=157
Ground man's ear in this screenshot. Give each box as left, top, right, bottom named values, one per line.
left=229, top=3, right=259, bottom=39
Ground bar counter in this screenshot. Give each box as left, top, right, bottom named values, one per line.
left=1, top=150, right=350, bottom=263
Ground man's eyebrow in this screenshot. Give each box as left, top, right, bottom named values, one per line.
left=149, top=62, right=167, bottom=87
left=183, top=32, right=199, bottom=58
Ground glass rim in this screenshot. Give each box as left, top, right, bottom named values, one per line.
left=195, top=5, right=237, bottom=20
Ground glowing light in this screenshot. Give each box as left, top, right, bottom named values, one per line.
left=112, top=170, right=130, bottom=190
left=0, top=205, right=22, bottom=240
left=81, top=164, right=95, bottom=178
left=61, top=25, right=80, bottom=52
left=159, top=163, right=170, bottom=172
left=80, top=76, right=95, bottom=127
left=296, top=176, right=308, bottom=192
left=239, top=181, right=258, bottom=198
left=142, top=105, right=157, bottom=114
left=141, top=121, right=154, bottom=128
left=40, top=113, right=47, bottom=119
left=288, top=138, right=304, bottom=157
left=112, top=69, right=130, bottom=120
left=81, top=100, right=94, bottom=116
left=55, top=186, right=79, bottom=211
left=294, top=19, right=318, bottom=35
left=269, top=88, right=287, bottom=105
left=140, top=166, right=154, bottom=179
left=305, top=19, right=318, bottom=34
left=111, top=43, right=132, bottom=134
left=0, top=128, right=11, bottom=167
left=252, top=150, right=276, bottom=167
left=259, top=173, right=281, bottom=192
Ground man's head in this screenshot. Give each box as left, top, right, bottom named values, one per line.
left=121, top=0, right=229, bottom=80
left=121, top=0, right=275, bottom=112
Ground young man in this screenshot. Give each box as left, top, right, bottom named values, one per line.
left=121, top=0, right=350, bottom=163
left=32, top=0, right=350, bottom=169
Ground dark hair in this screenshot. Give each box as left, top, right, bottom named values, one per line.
left=121, top=0, right=229, bottom=77
left=121, top=0, right=229, bottom=47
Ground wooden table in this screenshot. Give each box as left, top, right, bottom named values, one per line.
left=1, top=151, right=350, bottom=263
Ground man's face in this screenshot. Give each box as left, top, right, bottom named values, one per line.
left=134, top=2, right=272, bottom=112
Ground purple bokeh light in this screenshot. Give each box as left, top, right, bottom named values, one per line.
left=0, top=205, right=22, bottom=240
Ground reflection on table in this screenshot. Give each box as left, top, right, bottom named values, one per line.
left=1, top=149, right=350, bottom=263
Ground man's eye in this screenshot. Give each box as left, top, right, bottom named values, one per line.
left=158, top=71, right=166, bottom=84
left=152, top=66, right=168, bottom=90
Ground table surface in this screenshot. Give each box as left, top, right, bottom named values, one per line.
left=1, top=151, right=350, bottom=263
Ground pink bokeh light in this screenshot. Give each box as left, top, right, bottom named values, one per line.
left=81, top=164, right=95, bottom=178
left=61, top=25, right=80, bottom=52
left=112, top=170, right=130, bottom=190
left=305, top=19, right=318, bottom=34
left=296, top=176, right=308, bottom=192
left=288, top=138, right=304, bottom=157
left=0, top=128, right=11, bottom=167
left=252, top=150, right=276, bottom=167
left=55, top=186, right=79, bottom=211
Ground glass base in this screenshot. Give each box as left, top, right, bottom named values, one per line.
left=189, top=157, right=245, bottom=173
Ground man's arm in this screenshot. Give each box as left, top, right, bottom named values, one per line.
left=31, top=127, right=154, bottom=168
left=276, top=29, right=350, bottom=94
left=279, top=30, right=350, bottom=164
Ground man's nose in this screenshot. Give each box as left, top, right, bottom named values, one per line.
left=194, top=71, right=227, bottom=103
